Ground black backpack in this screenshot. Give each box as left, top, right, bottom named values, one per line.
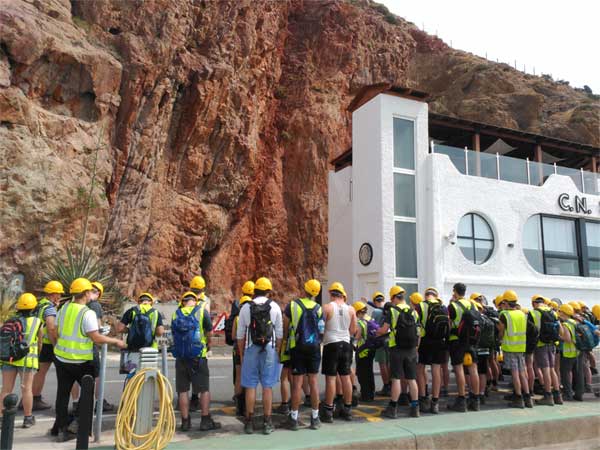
left=249, top=300, right=273, bottom=347
left=126, top=307, right=155, bottom=351
left=424, top=301, right=450, bottom=342
left=539, top=309, right=560, bottom=344
left=392, top=305, right=418, bottom=349
left=478, top=313, right=496, bottom=349
left=525, top=312, right=539, bottom=353
left=0, top=316, right=29, bottom=362
left=456, top=302, right=481, bottom=346
left=224, top=300, right=240, bottom=346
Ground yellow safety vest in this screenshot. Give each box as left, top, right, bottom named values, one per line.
left=388, top=304, right=419, bottom=348
left=288, top=298, right=322, bottom=350
left=8, top=315, right=42, bottom=369
left=562, top=319, right=579, bottom=359
left=357, top=319, right=370, bottom=359
left=449, top=299, right=473, bottom=341
left=130, top=305, right=159, bottom=349
left=36, top=298, right=54, bottom=345
left=531, top=306, right=556, bottom=348
left=171, top=304, right=208, bottom=358
left=55, top=302, right=94, bottom=362
left=500, top=309, right=527, bottom=353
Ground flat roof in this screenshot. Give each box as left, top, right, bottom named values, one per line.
left=347, top=83, right=429, bottom=113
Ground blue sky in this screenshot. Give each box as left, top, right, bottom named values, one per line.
left=380, top=0, right=599, bottom=93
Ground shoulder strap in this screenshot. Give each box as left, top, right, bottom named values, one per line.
left=295, top=298, right=307, bottom=313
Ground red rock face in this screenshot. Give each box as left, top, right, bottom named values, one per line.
left=1, top=0, right=598, bottom=310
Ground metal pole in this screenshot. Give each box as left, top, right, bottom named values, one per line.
left=94, top=343, right=108, bottom=443
left=496, top=153, right=500, bottom=180
left=554, top=162, right=557, bottom=174
left=430, top=140, right=435, bottom=153
left=161, top=343, right=169, bottom=378
left=526, top=158, right=531, bottom=185
left=77, top=375, right=95, bottom=450
left=0, top=394, right=18, bottom=450
left=464, top=147, right=469, bottom=175
left=580, top=168, right=585, bottom=193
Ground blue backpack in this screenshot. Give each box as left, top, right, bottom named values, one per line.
left=171, top=306, right=204, bottom=359
left=126, top=307, right=155, bottom=351
left=294, top=300, right=321, bottom=351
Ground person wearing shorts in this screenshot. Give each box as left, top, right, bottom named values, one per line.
left=370, top=293, right=390, bottom=395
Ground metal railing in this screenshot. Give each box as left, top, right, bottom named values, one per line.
left=431, top=142, right=599, bottom=195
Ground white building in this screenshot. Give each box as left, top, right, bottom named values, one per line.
left=328, top=84, right=600, bottom=305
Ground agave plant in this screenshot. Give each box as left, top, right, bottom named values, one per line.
left=0, top=284, right=18, bottom=324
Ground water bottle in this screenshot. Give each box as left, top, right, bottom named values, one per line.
left=318, top=319, right=325, bottom=335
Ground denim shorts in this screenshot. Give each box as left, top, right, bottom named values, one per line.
left=1, top=364, right=36, bottom=373
left=241, top=344, right=281, bottom=389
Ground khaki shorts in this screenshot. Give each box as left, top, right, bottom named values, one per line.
left=503, top=351, right=526, bottom=372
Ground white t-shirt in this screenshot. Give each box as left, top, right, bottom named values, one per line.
left=55, top=309, right=98, bottom=364
left=236, top=296, right=283, bottom=346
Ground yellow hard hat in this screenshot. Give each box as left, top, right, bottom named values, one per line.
left=592, top=304, right=600, bottom=321
left=389, top=285, right=405, bottom=299
left=190, top=276, right=206, bottom=290
left=543, top=297, right=551, bottom=305
left=91, top=281, right=104, bottom=298
left=520, top=307, right=529, bottom=314
left=70, top=278, right=93, bottom=294
left=471, top=299, right=484, bottom=311
left=577, top=301, right=586, bottom=310
left=241, top=281, right=255, bottom=296
left=494, top=295, right=503, bottom=307
left=352, top=301, right=367, bottom=313
left=424, top=287, right=439, bottom=298
left=559, top=304, right=574, bottom=317
left=255, top=277, right=273, bottom=292
left=304, top=279, right=321, bottom=297
left=550, top=301, right=559, bottom=310
left=409, top=292, right=423, bottom=305
left=16, top=293, right=37, bottom=310
left=43, top=280, right=65, bottom=294
left=240, top=295, right=252, bottom=305
left=503, top=290, right=518, bottom=302
left=328, top=282, right=347, bottom=297
left=470, top=293, right=482, bottom=301
left=372, top=291, right=385, bottom=301
left=138, top=292, right=154, bottom=303
left=180, top=291, right=198, bottom=303
left=568, top=301, right=581, bottom=311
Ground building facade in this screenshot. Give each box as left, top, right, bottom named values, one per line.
left=328, top=86, right=600, bottom=304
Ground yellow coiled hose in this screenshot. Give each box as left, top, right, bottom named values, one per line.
left=115, top=369, right=176, bottom=450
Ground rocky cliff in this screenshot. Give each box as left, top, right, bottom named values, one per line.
left=1, top=0, right=598, bottom=309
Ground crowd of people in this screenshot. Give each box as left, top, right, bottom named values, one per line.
left=1, top=275, right=599, bottom=441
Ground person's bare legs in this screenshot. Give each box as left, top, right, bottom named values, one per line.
left=32, top=362, right=51, bottom=397
left=431, top=364, right=441, bottom=398
left=245, top=387, right=256, bottom=418
left=417, top=364, right=427, bottom=397
left=468, top=364, right=480, bottom=397
left=453, top=365, right=466, bottom=396
left=200, top=391, right=211, bottom=415
left=340, top=375, right=352, bottom=404
left=178, top=391, right=189, bottom=419
left=0, top=370, right=17, bottom=417
left=262, top=387, right=273, bottom=416
left=324, top=376, right=337, bottom=405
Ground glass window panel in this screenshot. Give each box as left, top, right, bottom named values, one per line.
left=545, top=258, right=580, bottom=276
left=458, top=237, right=475, bottom=263
left=395, top=222, right=417, bottom=278
left=499, top=155, right=528, bottom=184
left=473, top=214, right=493, bottom=240
left=542, top=217, right=577, bottom=257
left=396, top=282, right=419, bottom=296
left=529, top=161, right=556, bottom=187
left=393, top=118, right=414, bottom=170
left=582, top=172, right=599, bottom=195
left=556, top=166, right=583, bottom=191
left=474, top=240, right=494, bottom=264
left=467, top=151, right=498, bottom=179
left=589, top=260, right=600, bottom=278
left=586, top=222, right=600, bottom=260
left=394, top=173, right=416, bottom=218
left=458, top=214, right=473, bottom=238
left=523, top=215, right=544, bottom=273
left=435, top=144, right=466, bottom=174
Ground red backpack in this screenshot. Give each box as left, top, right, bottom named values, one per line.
left=0, top=316, right=29, bottom=362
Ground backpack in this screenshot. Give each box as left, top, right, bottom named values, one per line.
left=574, top=322, right=595, bottom=352
left=478, top=313, right=496, bottom=349
left=456, top=302, right=481, bottom=346
left=584, top=321, right=600, bottom=348
left=294, top=300, right=321, bottom=351
left=424, top=301, right=450, bottom=341
left=0, top=316, right=29, bottom=362
left=525, top=313, right=539, bottom=353
left=392, top=306, right=418, bottom=349
left=171, top=306, right=204, bottom=359
left=126, top=307, right=155, bottom=351
left=224, top=300, right=240, bottom=346
left=539, top=309, right=560, bottom=344
left=249, top=300, right=273, bottom=347
left=357, top=319, right=386, bottom=352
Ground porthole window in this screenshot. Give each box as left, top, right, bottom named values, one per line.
left=457, top=213, right=494, bottom=264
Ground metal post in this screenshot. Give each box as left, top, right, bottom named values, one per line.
left=77, top=375, right=95, bottom=450
left=496, top=153, right=500, bottom=180
left=93, top=343, right=108, bottom=442
left=580, top=168, right=585, bottom=193
left=554, top=162, right=557, bottom=174
left=0, top=394, right=18, bottom=450
left=464, top=147, right=469, bottom=175
left=526, top=158, right=531, bottom=185
left=134, top=348, right=159, bottom=447
left=161, top=343, right=169, bottom=378
left=430, top=140, right=435, bottom=153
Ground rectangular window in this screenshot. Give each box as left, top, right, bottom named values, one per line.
left=396, top=282, right=418, bottom=296
left=586, top=222, right=600, bottom=277
left=393, top=118, right=415, bottom=170
left=523, top=215, right=544, bottom=273
left=395, top=222, right=417, bottom=278
left=394, top=173, right=416, bottom=217
left=541, top=216, right=581, bottom=276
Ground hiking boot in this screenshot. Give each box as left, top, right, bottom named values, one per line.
left=56, top=431, right=77, bottom=443
left=479, top=394, right=486, bottom=406
left=310, top=416, right=321, bottom=430
left=284, top=414, right=299, bottom=431
left=244, top=417, right=254, bottom=434
left=524, top=395, right=534, bottom=408
left=535, top=395, right=554, bottom=406
left=339, top=405, right=352, bottom=421
left=66, top=418, right=78, bottom=435
left=180, top=416, right=191, bottom=432
left=409, top=404, right=420, bottom=418
left=503, top=392, right=517, bottom=401
left=383, top=404, right=398, bottom=419
left=419, top=396, right=431, bottom=412
left=553, top=391, right=564, bottom=405
left=22, top=416, right=36, bottom=429
left=189, top=396, right=200, bottom=412
left=333, top=396, right=344, bottom=418
left=573, top=395, right=584, bottom=402
left=398, top=393, right=409, bottom=406
left=430, top=401, right=439, bottom=414
left=320, top=406, right=334, bottom=423
left=467, top=396, right=480, bottom=411
left=376, top=384, right=391, bottom=396
left=32, top=396, right=51, bottom=411
left=199, top=415, right=221, bottom=431
left=262, top=416, right=274, bottom=435
left=510, top=397, right=525, bottom=409
left=447, top=397, right=467, bottom=413
left=352, top=388, right=360, bottom=407
left=275, top=402, right=290, bottom=415
left=584, top=384, right=593, bottom=394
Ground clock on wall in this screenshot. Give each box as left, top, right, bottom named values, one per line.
left=359, top=243, right=373, bottom=266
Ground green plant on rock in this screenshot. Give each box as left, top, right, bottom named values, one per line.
left=0, top=285, right=18, bottom=324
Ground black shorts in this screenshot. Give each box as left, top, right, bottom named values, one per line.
left=290, top=347, right=321, bottom=375
left=449, top=340, right=477, bottom=367
left=390, top=347, right=417, bottom=380
left=418, top=340, right=447, bottom=365
left=232, top=346, right=241, bottom=366
left=321, top=342, right=353, bottom=376
left=175, top=358, right=209, bottom=394
left=39, top=343, right=54, bottom=364
left=477, top=353, right=489, bottom=374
